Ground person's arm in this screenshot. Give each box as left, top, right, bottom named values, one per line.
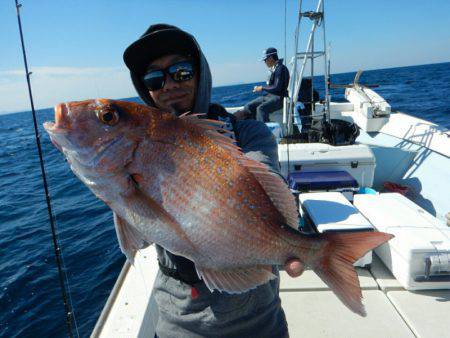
left=236, top=120, right=304, bottom=277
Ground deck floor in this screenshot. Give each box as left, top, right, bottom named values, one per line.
left=93, top=247, right=450, bottom=338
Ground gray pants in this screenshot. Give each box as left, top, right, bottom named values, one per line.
left=152, top=269, right=289, bottom=337
left=244, top=94, right=283, bottom=122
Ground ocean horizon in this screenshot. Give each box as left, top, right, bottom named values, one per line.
left=2, top=61, right=449, bottom=117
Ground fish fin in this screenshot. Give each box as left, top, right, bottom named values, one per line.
left=231, top=155, right=298, bottom=228
left=180, top=115, right=241, bottom=147
left=312, top=231, right=394, bottom=316
left=196, top=265, right=277, bottom=294
left=113, top=212, right=150, bottom=264
left=180, top=115, right=225, bottom=128
left=247, top=169, right=299, bottom=229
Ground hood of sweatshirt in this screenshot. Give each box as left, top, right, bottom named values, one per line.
left=124, top=24, right=211, bottom=115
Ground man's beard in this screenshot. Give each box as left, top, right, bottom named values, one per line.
left=170, top=102, right=191, bottom=116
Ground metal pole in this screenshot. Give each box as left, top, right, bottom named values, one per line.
left=284, top=0, right=287, bottom=61
left=292, top=0, right=323, bottom=106
left=321, top=0, right=331, bottom=123
left=14, top=2, right=75, bottom=337
left=285, top=0, right=303, bottom=134
left=311, top=32, right=315, bottom=115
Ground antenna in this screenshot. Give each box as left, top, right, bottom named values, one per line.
left=14, top=1, right=77, bottom=337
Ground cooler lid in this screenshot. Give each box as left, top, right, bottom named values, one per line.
left=300, top=192, right=374, bottom=233
left=354, top=193, right=450, bottom=252
left=288, top=170, right=358, bottom=191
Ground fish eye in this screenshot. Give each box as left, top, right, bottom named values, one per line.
left=96, top=106, right=119, bottom=126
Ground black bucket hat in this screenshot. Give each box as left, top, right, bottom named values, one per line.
left=123, top=24, right=199, bottom=75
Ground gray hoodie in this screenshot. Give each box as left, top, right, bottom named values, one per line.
left=124, top=24, right=288, bottom=338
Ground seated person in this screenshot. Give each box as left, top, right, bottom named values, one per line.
left=236, top=48, right=290, bottom=122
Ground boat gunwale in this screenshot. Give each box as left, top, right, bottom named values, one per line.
left=90, top=259, right=131, bottom=337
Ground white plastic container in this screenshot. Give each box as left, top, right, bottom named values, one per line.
left=278, top=143, right=376, bottom=187
left=354, top=193, right=450, bottom=290
left=299, top=192, right=374, bottom=267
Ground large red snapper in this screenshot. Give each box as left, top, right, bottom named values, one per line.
left=44, top=99, right=393, bottom=316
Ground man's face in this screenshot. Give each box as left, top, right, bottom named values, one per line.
left=145, top=54, right=197, bottom=115
left=264, top=57, right=276, bottom=68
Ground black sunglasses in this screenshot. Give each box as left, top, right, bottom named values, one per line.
left=142, top=61, right=195, bottom=91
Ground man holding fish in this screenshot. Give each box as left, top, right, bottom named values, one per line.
left=44, top=24, right=392, bottom=338
left=123, top=23, right=302, bottom=337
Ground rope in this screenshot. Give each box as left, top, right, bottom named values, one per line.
left=14, top=2, right=78, bottom=337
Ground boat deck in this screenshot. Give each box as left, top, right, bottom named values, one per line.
left=92, top=247, right=450, bottom=338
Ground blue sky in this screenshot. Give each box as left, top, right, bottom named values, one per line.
left=1, top=0, right=449, bottom=113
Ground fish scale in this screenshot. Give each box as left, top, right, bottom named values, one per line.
left=154, top=151, right=270, bottom=264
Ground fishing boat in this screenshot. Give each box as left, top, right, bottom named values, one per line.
left=91, top=1, right=450, bottom=337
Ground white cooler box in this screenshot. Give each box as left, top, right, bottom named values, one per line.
left=354, top=193, right=450, bottom=290
left=299, top=192, right=374, bottom=267
left=278, top=143, right=376, bottom=187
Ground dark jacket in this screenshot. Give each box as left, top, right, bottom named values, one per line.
left=263, top=59, right=290, bottom=98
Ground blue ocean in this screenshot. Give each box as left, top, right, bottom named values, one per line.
left=1, top=62, right=449, bottom=337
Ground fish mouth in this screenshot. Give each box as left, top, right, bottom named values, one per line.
left=43, top=103, right=71, bottom=134
left=43, top=121, right=61, bottom=134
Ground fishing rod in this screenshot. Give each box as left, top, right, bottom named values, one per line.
left=14, top=1, right=77, bottom=337
left=220, top=89, right=254, bottom=101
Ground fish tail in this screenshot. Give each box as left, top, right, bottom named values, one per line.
left=311, top=231, right=393, bottom=316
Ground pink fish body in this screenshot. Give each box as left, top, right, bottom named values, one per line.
left=44, top=99, right=393, bottom=316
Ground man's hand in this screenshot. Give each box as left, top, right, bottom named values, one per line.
left=284, top=259, right=305, bottom=277
left=253, top=85, right=263, bottom=93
